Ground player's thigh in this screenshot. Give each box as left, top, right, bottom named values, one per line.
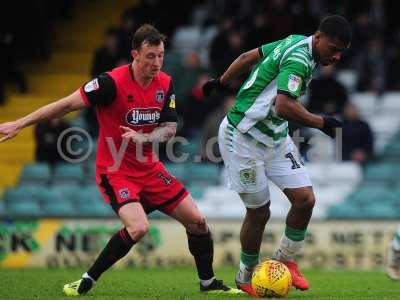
left=266, top=137, right=312, bottom=190
left=168, top=194, right=208, bottom=234
left=218, top=118, right=268, bottom=207
left=141, top=163, right=189, bottom=214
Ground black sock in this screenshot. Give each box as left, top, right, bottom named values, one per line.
left=187, top=230, right=215, bottom=281
left=87, top=228, right=136, bottom=281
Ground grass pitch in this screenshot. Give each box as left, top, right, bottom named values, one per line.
left=1, top=267, right=400, bottom=300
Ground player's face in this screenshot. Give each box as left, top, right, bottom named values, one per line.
left=314, top=32, right=349, bottom=66
left=132, top=41, right=164, bottom=78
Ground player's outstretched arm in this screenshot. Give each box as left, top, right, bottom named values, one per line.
left=219, top=48, right=262, bottom=85
left=203, top=48, right=261, bottom=97
left=0, top=90, right=86, bottom=143
left=275, top=94, right=342, bottom=138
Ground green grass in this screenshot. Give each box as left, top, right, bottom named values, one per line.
left=1, top=268, right=400, bottom=300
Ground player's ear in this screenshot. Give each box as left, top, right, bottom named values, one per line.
left=314, top=31, right=321, bottom=43
left=131, top=50, right=139, bottom=59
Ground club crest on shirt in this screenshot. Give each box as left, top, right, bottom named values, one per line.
left=155, top=90, right=165, bottom=103
left=239, top=168, right=256, bottom=186
left=84, top=78, right=99, bottom=93
left=119, top=188, right=130, bottom=199
left=288, top=74, right=301, bottom=92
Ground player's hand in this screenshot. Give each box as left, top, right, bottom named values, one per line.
left=320, top=116, right=343, bottom=139
left=120, top=126, right=148, bottom=144
left=0, top=121, right=22, bottom=143
left=202, top=78, right=223, bottom=97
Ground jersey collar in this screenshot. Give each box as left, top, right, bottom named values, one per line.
left=307, top=35, right=317, bottom=69
left=128, top=64, right=135, bottom=82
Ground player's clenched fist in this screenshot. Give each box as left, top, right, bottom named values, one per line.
left=321, top=116, right=343, bottom=139
left=120, top=126, right=148, bottom=144
left=202, top=78, right=224, bottom=97
left=0, top=121, right=22, bottom=143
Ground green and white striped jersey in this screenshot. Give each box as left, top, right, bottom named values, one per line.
left=227, top=35, right=316, bottom=146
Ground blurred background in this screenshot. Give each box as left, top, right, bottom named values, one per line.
left=1, top=0, right=400, bottom=270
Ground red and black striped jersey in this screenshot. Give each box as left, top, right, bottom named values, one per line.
left=80, top=64, right=177, bottom=175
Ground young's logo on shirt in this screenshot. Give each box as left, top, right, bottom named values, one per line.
left=84, top=78, right=99, bottom=93
left=126, top=107, right=161, bottom=126
left=288, top=74, right=302, bottom=92
left=155, top=90, right=165, bottom=103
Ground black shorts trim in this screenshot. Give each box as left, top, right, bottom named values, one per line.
left=152, top=187, right=187, bottom=213
left=99, top=174, right=138, bottom=213
left=114, top=199, right=140, bottom=213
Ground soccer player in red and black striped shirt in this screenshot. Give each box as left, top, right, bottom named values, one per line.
left=0, top=24, right=241, bottom=296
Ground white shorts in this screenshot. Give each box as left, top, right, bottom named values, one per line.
left=218, top=117, right=312, bottom=208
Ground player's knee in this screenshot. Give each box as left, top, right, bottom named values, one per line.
left=126, top=222, right=149, bottom=240
left=187, top=215, right=208, bottom=235
left=196, top=216, right=207, bottom=228
left=302, top=192, right=316, bottom=210
left=292, top=192, right=315, bottom=211
left=248, top=202, right=271, bottom=225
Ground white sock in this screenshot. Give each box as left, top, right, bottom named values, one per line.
left=240, top=260, right=252, bottom=271
left=392, top=238, right=400, bottom=252
left=82, top=272, right=96, bottom=284
left=200, top=277, right=215, bottom=287
left=393, top=228, right=400, bottom=251
left=238, top=261, right=254, bottom=283
left=273, top=234, right=304, bottom=262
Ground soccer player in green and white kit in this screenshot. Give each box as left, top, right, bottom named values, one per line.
left=387, top=228, right=400, bottom=280
left=203, top=15, right=352, bottom=295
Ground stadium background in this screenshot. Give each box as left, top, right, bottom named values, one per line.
left=1, top=0, right=400, bottom=274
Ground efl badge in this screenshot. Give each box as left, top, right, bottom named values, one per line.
left=288, top=74, right=301, bottom=92
left=84, top=78, right=99, bottom=92
left=155, top=90, right=165, bottom=103
left=169, top=94, right=176, bottom=109
left=119, top=188, right=130, bottom=200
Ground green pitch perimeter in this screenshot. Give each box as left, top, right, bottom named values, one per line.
left=1, top=268, right=400, bottom=300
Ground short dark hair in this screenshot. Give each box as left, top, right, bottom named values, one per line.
left=131, top=24, right=166, bottom=50
left=318, top=15, right=352, bottom=45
